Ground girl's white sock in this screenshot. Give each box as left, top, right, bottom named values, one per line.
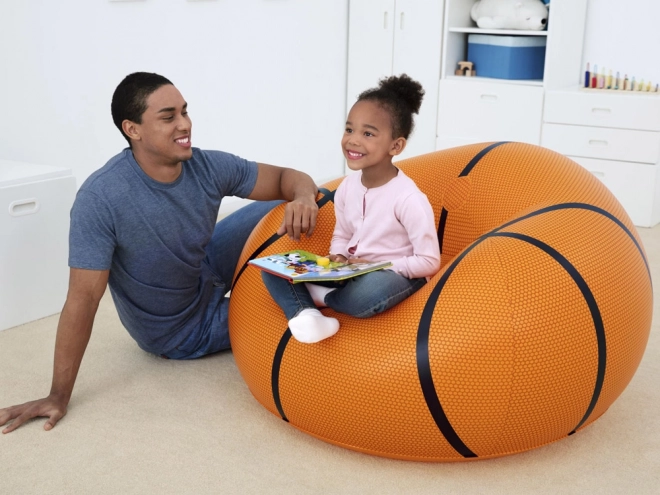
left=305, top=283, right=336, bottom=308
left=288, top=308, right=339, bottom=344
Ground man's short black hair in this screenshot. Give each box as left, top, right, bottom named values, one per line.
left=111, top=72, right=173, bottom=147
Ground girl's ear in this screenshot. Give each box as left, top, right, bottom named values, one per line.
left=390, top=137, right=407, bottom=156
left=122, top=120, right=141, bottom=142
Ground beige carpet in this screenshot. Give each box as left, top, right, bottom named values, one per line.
left=1, top=227, right=659, bottom=495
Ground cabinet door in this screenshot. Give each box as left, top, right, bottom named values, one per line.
left=436, top=79, right=544, bottom=148
left=392, top=0, right=444, bottom=159
left=568, top=156, right=660, bottom=228
left=544, top=90, right=660, bottom=132
left=542, top=124, right=660, bottom=164
left=346, top=0, right=395, bottom=115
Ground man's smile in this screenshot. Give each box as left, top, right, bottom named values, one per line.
left=175, top=136, right=191, bottom=148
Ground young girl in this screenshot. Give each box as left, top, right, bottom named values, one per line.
left=262, top=74, right=440, bottom=343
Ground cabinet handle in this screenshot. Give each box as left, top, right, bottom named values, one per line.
left=383, top=11, right=388, bottom=29
left=591, top=108, right=612, bottom=115
left=480, top=94, right=498, bottom=102
left=9, top=198, right=40, bottom=217
left=588, top=139, right=609, bottom=147
left=400, top=12, right=405, bottom=30
left=589, top=171, right=605, bottom=180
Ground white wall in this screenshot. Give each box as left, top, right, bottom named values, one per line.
left=2, top=0, right=658, bottom=199
left=582, top=0, right=660, bottom=86
left=0, top=0, right=349, bottom=200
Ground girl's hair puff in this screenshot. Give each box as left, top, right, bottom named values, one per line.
left=356, top=74, right=424, bottom=140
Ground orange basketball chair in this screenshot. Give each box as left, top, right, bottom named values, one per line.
left=228, top=142, right=652, bottom=461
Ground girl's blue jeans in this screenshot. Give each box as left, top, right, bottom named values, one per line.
left=261, top=268, right=427, bottom=320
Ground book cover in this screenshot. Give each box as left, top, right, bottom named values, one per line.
left=248, top=250, right=392, bottom=283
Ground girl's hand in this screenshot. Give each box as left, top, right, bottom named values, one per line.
left=347, top=257, right=373, bottom=264
left=328, top=254, right=348, bottom=263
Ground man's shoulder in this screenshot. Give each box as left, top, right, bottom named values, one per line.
left=187, top=148, right=258, bottom=192
left=80, top=149, right=133, bottom=193
left=190, top=148, right=252, bottom=168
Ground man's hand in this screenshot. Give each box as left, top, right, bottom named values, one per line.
left=249, top=163, right=319, bottom=241
left=0, top=268, right=108, bottom=434
left=276, top=195, right=318, bottom=241
left=0, top=395, right=68, bottom=433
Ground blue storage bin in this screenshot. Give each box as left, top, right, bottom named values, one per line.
left=467, top=34, right=547, bottom=80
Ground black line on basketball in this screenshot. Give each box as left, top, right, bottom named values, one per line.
left=490, top=232, right=606, bottom=434
left=493, top=202, right=650, bottom=283
left=437, top=142, right=509, bottom=255
left=232, top=188, right=336, bottom=289
left=437, top=208, right=448, bottom=255
left=459, top=142, right=510, bottom=177
left=268, top=189, right=336, bottom=423
left=417, top=242, right=480, bottom=458
left=272, top=329, right=293, bottom=422
left=417, top=201, right=640, bottom=456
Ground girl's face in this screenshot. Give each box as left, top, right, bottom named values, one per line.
left=341, top=100, right=405, bottom=172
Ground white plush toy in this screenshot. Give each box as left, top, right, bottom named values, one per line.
left=471, top=0, right=549, bottom=31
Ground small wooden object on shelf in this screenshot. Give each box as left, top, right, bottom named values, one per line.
left=455, top=61, right=476, bottom=77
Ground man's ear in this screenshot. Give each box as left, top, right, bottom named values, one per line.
left=390, top=137, right=407, bottom=156
left=122, top=120, right=141, bottom=142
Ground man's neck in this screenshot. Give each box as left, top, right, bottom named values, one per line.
left=131, top=150, right=182, bottom=183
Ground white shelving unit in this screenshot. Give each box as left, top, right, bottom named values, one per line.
left=345, top=0, right=445, bottom=163
left=542, top=87, right=660, bottom=227
left=436, top=0, right=588, bottom=150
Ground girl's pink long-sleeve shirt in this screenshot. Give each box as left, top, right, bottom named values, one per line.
left=329, top=170, right=440, bottom=279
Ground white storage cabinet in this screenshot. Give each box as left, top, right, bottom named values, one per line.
left=346, top=0, right=444, bottom=162
left=542, top=89, right=660, bottom=228
left=0, top=161, right=76, bottom=331
left=436, top=0, right=588, bottom=150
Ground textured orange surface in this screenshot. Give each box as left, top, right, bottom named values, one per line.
left=228, top=143, right=652, bottom=461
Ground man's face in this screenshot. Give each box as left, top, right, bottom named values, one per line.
left=130, top=84, right=193, bottom=166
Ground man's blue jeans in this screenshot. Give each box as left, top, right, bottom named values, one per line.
left=162, top=200, right=282, bottom=359
left=261, top=269, right=427, bottom=321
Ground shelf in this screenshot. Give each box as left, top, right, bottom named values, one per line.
left=448, top=27, right=548, bottom=36
left=579, top=87, right=660, bottom=96
left=445, top=75, right=544, bottom=87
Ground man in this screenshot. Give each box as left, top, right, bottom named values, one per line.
left=0, top=72, right=318, bottom=433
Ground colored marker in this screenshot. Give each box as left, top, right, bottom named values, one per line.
left=585, top=63, right=591, bottom=88
left=592, top=65, right=598, bottom=88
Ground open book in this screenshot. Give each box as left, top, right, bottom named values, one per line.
left=248, top=250, right=392, bottom=283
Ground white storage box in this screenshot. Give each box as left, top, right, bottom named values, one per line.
left=0, top=160, right=76, bottom=331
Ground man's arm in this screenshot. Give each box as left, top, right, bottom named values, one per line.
left=0, top=268, right=109, bottom=433
left=248, top=163, right=319, bottom=241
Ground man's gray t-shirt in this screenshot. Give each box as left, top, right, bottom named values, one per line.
left=69, top=148, right=258, bottom=354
